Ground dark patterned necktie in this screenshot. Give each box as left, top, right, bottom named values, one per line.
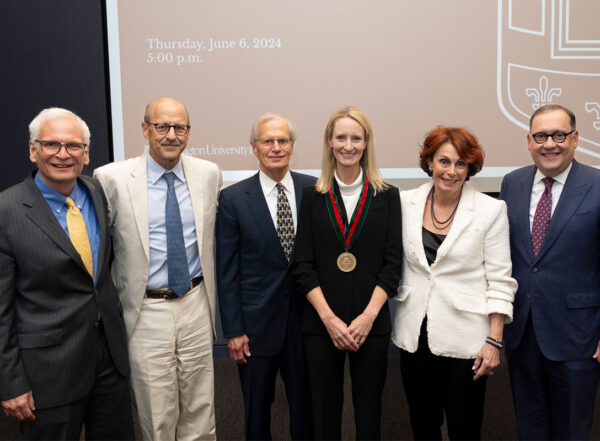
left=276, top=183, right=294, bottom=261
left=531, top=177, right=554, bottom=258
left=164, top=172, right=190, bottom=296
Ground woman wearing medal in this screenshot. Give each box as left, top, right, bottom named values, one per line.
left=294, top=106, right=402, bottom=440
left=391, top=126, right=517, bottom=440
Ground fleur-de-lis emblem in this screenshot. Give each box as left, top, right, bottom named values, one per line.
left=585, top=102, right=600, bottom=131
left=526, top=76, right=562, bottom=110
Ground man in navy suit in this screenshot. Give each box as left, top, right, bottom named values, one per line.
left=500, top=104, right=600, bottom=440
left=216, top=113, right=314, bottom=440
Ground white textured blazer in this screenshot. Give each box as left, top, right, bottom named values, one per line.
left=391, top=182, right=517, bottom=359
left=94, top=154, right=222, bottom=338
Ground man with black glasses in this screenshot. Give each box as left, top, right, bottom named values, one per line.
left=500, top=104, right=600, bottom=440
left=95, top=97, right=221, bottom=440
left=0, top=107, right=133, bottom=439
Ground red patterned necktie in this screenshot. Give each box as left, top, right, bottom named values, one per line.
left=531, top=177, right=554, bottom=257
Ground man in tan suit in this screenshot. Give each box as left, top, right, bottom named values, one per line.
left=94, top=97, right=221, bottom=440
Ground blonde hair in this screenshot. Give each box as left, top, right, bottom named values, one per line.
left=316, top=105, right=386, bottom=195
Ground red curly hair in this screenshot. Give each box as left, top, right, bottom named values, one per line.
left=419, top=126, right=485, bottom=180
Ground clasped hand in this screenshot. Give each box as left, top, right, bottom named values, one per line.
left=323, top=312, right=374, bottom=352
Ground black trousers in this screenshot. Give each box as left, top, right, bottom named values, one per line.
left=237, top=323, right=312, bottom=441
left=21, top=325, right=134, bottom=441
left=506, top=314, right=600, bottom=440
left=399, top=320, right=487, bottom=441
left=303, top=333, right=389, bottom=441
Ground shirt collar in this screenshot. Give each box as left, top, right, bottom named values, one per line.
left=34, top=171, right=88, bottom=212
left=259, top=169, right=292, bottom=195
left=534, top=161, right=572, bottom=186
left=147, top=153, right=186, bottom=185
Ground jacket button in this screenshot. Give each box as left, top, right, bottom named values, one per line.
left=532, top=267, right=538, bottom=273
left=526, top=292, right=531, bottom=298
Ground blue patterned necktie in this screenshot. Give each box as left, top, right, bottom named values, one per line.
left=164, top=172, right=190, bottom=296
left=276, top=183, right=294, bottom=261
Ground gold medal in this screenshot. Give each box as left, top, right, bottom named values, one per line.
left=337, top=251, right=357, bottom=272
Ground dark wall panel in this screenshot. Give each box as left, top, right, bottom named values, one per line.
left=1, top=0, right=111, bottom=191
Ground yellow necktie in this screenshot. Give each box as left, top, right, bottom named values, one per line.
left=65, top=197, right=94, bottom=278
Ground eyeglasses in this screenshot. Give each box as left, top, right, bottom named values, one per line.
left=33, top=140, right=88, bottom=156
left=146, top=122, right=190, bottom=136
left=258, top=138, right=291, bottom=148
left=531, top=130, right=575, bottom=144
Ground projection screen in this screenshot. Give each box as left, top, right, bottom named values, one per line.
left=106, top=0, right=600, bottom=190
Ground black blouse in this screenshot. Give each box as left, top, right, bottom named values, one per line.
left=422, top=227, right=446, bottom=266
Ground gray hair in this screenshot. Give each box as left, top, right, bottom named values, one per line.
left=250, top=113, right=296, bottom=144
left=29, top=107, right=91, bottom=144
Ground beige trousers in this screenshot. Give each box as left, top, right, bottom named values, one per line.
left=129, top=282, right=216, bottom=441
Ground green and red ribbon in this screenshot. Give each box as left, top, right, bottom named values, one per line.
left=325, top=175, right=373, bottom=251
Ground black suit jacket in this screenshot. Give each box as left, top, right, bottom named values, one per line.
left=0, top=173, right=129, bottom=409
left=294, top=182, right=403, bottom=335
left=217, top=171, right=316, bottom=356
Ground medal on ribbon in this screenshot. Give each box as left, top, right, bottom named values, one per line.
left=325, top=175, right=373, bottom=272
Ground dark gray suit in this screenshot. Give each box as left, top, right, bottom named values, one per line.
left=0, top=173, right=132, bottom=438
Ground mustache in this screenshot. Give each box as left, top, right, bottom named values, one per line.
left=160, top=140, right=182, bottom=146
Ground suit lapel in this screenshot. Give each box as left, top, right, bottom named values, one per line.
left=436, top=183, right=475, bottom=263
left=516, top=166, right=536, bottom=262
left=405, top=183, right=431, bottom=270
left=245, top=173, right=287, bottom=262
left=535, top=161, right=588, bottom=262
left=22, top=175, right=90, bottom=274
left=127, top=155, right=150, bottom=261
left=82, top=177, right=107, bottom=282
left=182, top=155, right=205, bottom=258
left=292, top=172, right=304, bottom=213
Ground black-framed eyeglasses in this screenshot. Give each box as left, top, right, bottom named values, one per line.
left=531, top=130, right=575, bottom=144
left=146, top=122, right=190, bottom=136
left=258, top=138, right=291, bottom=148
left=33, top=140, right=88, bottom=156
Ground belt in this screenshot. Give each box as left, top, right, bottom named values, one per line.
left=146, top=276, right=203, bottom=300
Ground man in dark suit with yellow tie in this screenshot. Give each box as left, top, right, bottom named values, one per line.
left=0, top=108, right=133, bottom=439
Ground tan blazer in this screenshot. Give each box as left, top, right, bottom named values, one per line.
left=94, top=154, right=222, bottom=337
left=391, top=182, right=517, bottom=359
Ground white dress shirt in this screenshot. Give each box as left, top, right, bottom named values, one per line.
left=529, top=163, right=572, bottom=232
left=259, top=170, right=298, bottom=233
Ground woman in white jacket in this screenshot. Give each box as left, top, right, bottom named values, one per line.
left=392, top=126, right=517, bottom=440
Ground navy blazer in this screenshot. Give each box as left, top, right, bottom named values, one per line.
left=216, top=171, right=316, bottom=356
left=0, top=173, right=129, bottom=409
left=500, top=160, right=600, bottom=361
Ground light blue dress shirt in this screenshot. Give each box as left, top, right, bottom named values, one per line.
left=34, top=172, right=100, bottom=281
left=146, top=155, right=201, bottom=290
